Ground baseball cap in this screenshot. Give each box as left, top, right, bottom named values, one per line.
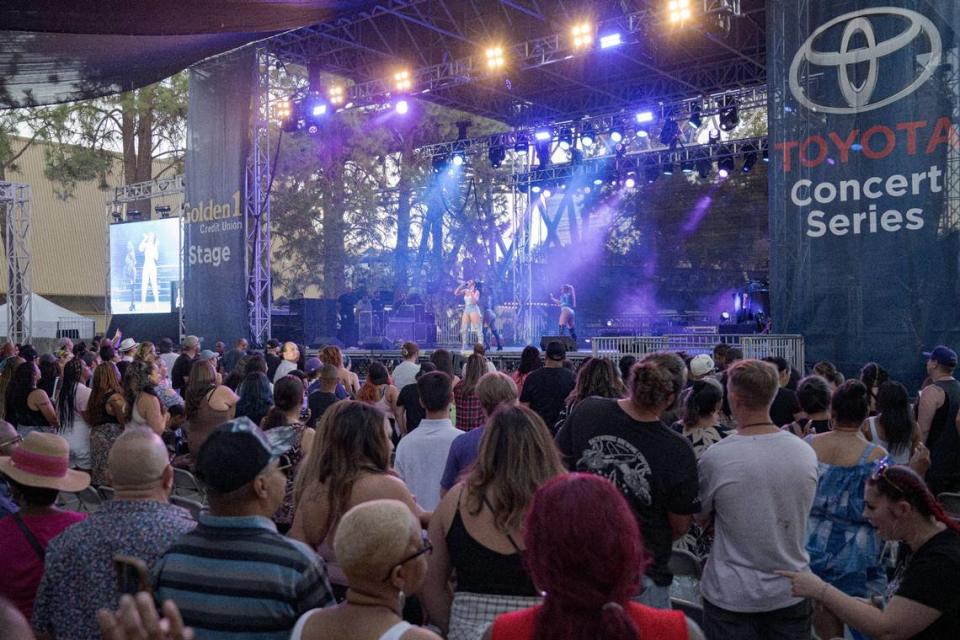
left=546, top=340, right=566, bottom=361
left=194, top=418, right=294, bottom=494
left=923, top=345, right=958, bottom=368
left=689, top=354, right=715, bottom=378
left=182, top=335, right=200, bottom=349
left=304, top=357, right=323, bottom=376
left=199, top=349, right=218, bottom=362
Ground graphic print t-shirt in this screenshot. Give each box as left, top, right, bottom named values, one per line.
left=556, top=397, right=700, bottom=586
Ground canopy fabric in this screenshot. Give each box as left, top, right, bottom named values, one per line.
left=0, top=294, right=94, bottom=339
left=0, top=1, right=370, bottom=108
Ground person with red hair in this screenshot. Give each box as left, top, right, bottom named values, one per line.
left=486, top=473, right=702, bottom=640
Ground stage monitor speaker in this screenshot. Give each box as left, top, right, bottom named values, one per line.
left=385, top=317, right=415, bottom=343
left=290, top=298, right=338, bottom=344
left=718, top=322, right=759, bottom=335
left=540, top=335, right=577, bottom=352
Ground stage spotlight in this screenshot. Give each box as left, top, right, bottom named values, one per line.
left=486, top=46, right=505, bottom=70
left=610, top=127, right=624, bottom=143
left=662, top=156, right=675, bottom=176
left=571, top=22, right=593, bottom=49
left=328, top=86, right=345, bottom=105
left=695, top=150, right=712, bottom=178
left=668, top=0, right=693, bottom=23
left=394, top=69, right=412, bottom=92
left=515, top=133, right=529, bottom=153
left=488, top=145, right=506, bottom=168
left=659, top=120, right=680, bottom=147
left=432, top=156, right=447, bottom=174
left=680, top=158, right=694, bottom=174
left=644, top=157, right=659, bottom=184
left=535, top=141, right=551, bottom=168
left=624, top=176, right=636, bottom=189
left=451, top=152, right=465, bottom=166
left=762, top=141, right=769, bottom=163
left=580, top=122, right=595, bottom=147
left=600, top=33, right=622, bottom=48
left=275, top=99, right=292, bottom=122
left=534, top=126, right=552, bottom=142
left=688, top=102, right=702, bottom=129
left=635, top=110, right=655, bottom=124
left=543, top=188, right=553, bottom=198
left=708, top=129, right=721, bottom=144
left=593, top=177, right=604, bottom=186
left=558, top=127, right=574, bottom=150
left=717, top=146, right=735, bottom=177
left=719, top=95, right=739, bottom=131
left=741, top=144, right=758, bottom=173
left=721, top=311, right=731, bottom=321
left=531, top=184, right=542, bottom=194
left=111, top=209, right=123, bottom=223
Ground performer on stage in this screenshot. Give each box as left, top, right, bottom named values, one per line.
left=138, top=231, right=160, bottom=307
left=475, top=281, right=503, bottom=351
left=550, top=283, right=577, bottom=344
left=454, top=279, right=482, bottom=350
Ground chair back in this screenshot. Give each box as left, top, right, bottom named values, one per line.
left=71, top=486, right=104, bottom=513
left=668, top=548, right=703, bottom=579
left=173, top=467, right=206, bottom=503
left=170, top=494, right=204, bottom=520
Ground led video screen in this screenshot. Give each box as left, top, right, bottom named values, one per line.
left=109, top=218, right=181, bottom=315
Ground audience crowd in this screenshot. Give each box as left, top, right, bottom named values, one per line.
left=0, top=333, right=958, bottom=640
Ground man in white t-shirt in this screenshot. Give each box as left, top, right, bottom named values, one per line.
left=697, top=358, right=818, bottom=639
left=393, top=371, right=461, bottom=511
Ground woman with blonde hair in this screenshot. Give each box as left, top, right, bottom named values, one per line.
left=87, top=362, right=126, bottom=485
left=422, top=404, right=567, bottom=639
left=290, top=401, right=428, bottom=601
left=133, top=341, right=157, bottom=364
left=454, top=354, right=487, bottom=432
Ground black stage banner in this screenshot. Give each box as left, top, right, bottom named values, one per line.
left=769, top=1, right=960, bottom=384
left=184, top=48, right=255, bottom=345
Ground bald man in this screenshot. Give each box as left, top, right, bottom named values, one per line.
left=0, top=420, right=20, bottom=517
left=32, top=428, right=195, bottom=640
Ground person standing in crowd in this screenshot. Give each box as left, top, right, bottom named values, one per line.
left=423, top=405, right=566, bottom=639
left=618, top=354, right=637, bottom=384
left=520, top=341, right=575, bottom=433
left=0, top=356, right=25, bottom=420
left=687, top=354, right=716, bottom=386
left=260, top=375, right=315, bottom=533
left=183, top=358, right=239, bottom=458
left=812, top=361, right=844, bottom=390
left=441, top=372, right=518, bottom=494
left=556, top=352, right=698, bottom=609
left=220, top=338, right=248, bottom=376
left=430, top=348, right=460, bottom=389
left=171, top=335, right=200, bottom=394
left=712, top=343, right=731, bottom=373
left=511, top=346, right=541, bottom=397
left=290, top=500, right=442, bottom=640
left=122, top=360, right=166, bottom=436
left=264, top=338, right=283, bottom=380
left=357, top=362, right=401, bottom=439
left=157, top=338, right=178, bottom=376
left=31, top=428, right=195, bottom=640
left=779, top=463, right=960, bottom=640
left=697, top=359, right=818, bottom=639
left=454, top=354, right=487, bottom=432
left=320, top=345, right=360, bottom=397
left=392, top=342, right=421, bottom=392
left=916, top=345, right=960, bottom=495
left=563, top=357, right=625, bottom=418
left=0, top=432, right=88, bottom=621
left=763, top=356, right=802, bottom=427
left=36, top=356, right=60, bottom=402
left=273, top=342, right=301, bottom=383
left=133, top=341, right=157, bottom=365
left=487, top=473, right=702, bottom=640
left=307, top=364, right=344, bottom=429
left=57, top=358, right=93, bottom=472
left=461, top=344, right=496, bottom=376
left=236, top=355, right=274, bottom=428
left=116, top=338, right=139, bottom=378
left=396, top=362, right=437, bottom=435
left=784, top=375, right=832, bottom=437
left=863, top=381, right=923, bottom=466
left=87, top=362, right=126, bottom=486
left=153, top=419, right=335, bottom=638
left=5, top=361, right=58, bottom=435
left=859, top=362, right=889, bottom=414
left=0, top=420, right=20, bottom=517
left=153, top=353, right=184, bottom=411
left=395, top=371, right=461, bottom=512
left=804, top=380, right=887, bottom=640
left=290, top=401, right=428, bottom=601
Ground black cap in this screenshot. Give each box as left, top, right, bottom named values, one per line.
left=546, top=340, right=566, bottom=361
left=194, top=418, right=293, bottom=494
left=923, top=345, right=958, bottom=368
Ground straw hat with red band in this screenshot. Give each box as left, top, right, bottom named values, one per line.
left=0, top=431, right=90, bottom=492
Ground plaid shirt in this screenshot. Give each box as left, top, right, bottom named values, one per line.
left=454, top=382, right=484, bottom=431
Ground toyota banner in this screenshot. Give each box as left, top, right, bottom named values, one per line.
left=769, top=1, right=960, bottom=386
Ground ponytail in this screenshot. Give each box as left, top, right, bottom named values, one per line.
left=600, top=602, right=640, bottom=640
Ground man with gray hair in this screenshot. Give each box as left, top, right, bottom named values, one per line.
left=32, top=428, right=195, bottom=640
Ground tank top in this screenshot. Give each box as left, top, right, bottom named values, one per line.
left=490, top=602, right=688, bottom=640
left=187, top=387, right=232, bottom=454
left=928, top=379, right=960, bottom=448
left=928, top=378, right=960, bottom=491
left=373, top=386, right=394, bottom=420
left=446, top=491, right=537, bottom=596
left=9, top=392, right=49, bottom=428
left=560, top=292, right=573, bottom=308
left=127, top=397, right=152, bottom=430
left=289, top=611, right=411, bottom=640
left=866, top=416, right=911, bottom=464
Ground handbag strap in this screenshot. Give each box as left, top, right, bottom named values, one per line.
left=11, top=513, right=46, bottom=560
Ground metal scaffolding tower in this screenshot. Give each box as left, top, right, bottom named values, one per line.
left=0, top=182, right=32, bottom=344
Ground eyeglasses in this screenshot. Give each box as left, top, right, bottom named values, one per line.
left=0, top=434, right=23, bottom=449
left=870, top=459, right=906, bottom=495
left=383, top=533, right=432, bottom=581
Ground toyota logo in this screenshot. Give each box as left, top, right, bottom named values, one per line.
left=789, top=7, right=942, bottom=115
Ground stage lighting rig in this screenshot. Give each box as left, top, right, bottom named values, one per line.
left=154, top=205, right=172, bottom=219
left=395, top=99, right=410, bottom=114
left=688, top=102, right=702, bottom=129
left=558, top=128, right=574, bottom=150
left=515, top=133, right=530, bottom=153
left=644, top=157, right=659, bottom=184
left=571, top=22, right=593, bottom=49
left=741, top=143, right=758, bottom=173
left=659, top=119, right=681, bottom=148
left=681, top=158, right=694, bottom=174
left=662, top=154, right=675, bottom=176
left=695, top=149, right=713, bottom=179
left=535, top=140, right=551, bottom=168
left=486, top=46, right=506, bottom=71
left=717, top=146, right=735, bottom=177
left=393, top=69, right=412, bottom=92
left=534, top=125, right=552, bottom=142
left=599, top=33, right=622, bottom=49
left=719, top=95, right=739, bottom=131
left=708, top=129, right=721, bottom=145
left=488, top=145, right=506, bottom=168
left=580, top=122, right=596, bottom=147
left=328, top=86, right=345, bottom=105
left=667, top=0, right=693, bottom=24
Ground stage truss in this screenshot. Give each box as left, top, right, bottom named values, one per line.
left=0, top=182, right=32, bottom=344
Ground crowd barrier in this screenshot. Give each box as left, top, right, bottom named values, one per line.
left=590, top=334, right=806, bottom=371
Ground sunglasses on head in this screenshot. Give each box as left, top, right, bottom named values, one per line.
left=870, top=458, right=906, bottom=495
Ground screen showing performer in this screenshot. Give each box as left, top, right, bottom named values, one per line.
left=109, top=218, right=181, bottom=315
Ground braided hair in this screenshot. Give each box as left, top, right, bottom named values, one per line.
left=868, top=464, right=960, bottom=536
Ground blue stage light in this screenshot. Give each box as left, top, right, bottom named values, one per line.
left=396, top=99, right=409, bottom=114
left=635, top=110, right=655, bottom=124
left=600, top=33, right=622, bottom=48
left=534, top=127, right=552, bottom=142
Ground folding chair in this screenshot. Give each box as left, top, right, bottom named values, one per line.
left=173, top=467, right=206, bottom=504
left=170, top=494, right=204, bottom=520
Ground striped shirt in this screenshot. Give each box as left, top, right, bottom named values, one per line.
left=152, top=514, right=335, bottom=640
